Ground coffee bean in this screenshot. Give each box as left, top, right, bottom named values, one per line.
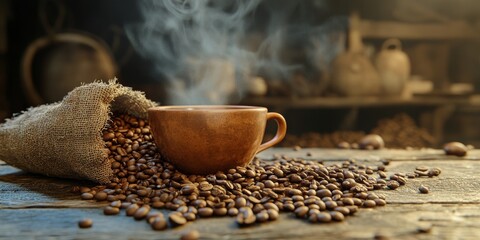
left=337, top=141, right=350, bottom=149
left=444, top=142, right=468, bottom=157
left=146, top=212, right=164, bottom=224
left=94, top=192, right=108, bottom=201
left=362, top=200, right=376, bottom=208
left=235, top=197, right=247, bottom=208
left=236, top=207, right=256, bottom=226
left=228, top=208, right=239, bottom=216
left=428, top=168, right=441, bottom=177
left=78, top=218, right=93, bottom=228
left=330, top=211, right=345, bottom=221
left=110, top=200, right=122, bottom=208
left=126, top=204, right=140, bottom=216
left=415, top=166, right=428, bottom=172
left=214, top=208, right=228, bottom=216
left=374, top=198, right=386, bottom=206
left=151, top=217, right=167, bottom=231
left=419, top=185, right=429, bottom=194
left=263, top=202, right=279, bottom=212
left=359, top=134, right=384, bottom=150
left=386, top=180, right=400, bottom=190
left=134, top=206, right=151, bottom=220
left=316, top=189, right=332, bottom=198
left=103, top=206, right=120, bottom=215
left=294, top=206, right=309, bottom=218
left=256, top=211, right=269, bottom=223
left=334, top=207, right=350, bottom=215
left=273, top=168, right=284, bottom=177
left=266, top=209, right=279, bottom=221
left=325, top=201, right=337, bottom=209
left=198, top=207, right=214, bottom=218
left=180, top=230, right=200, bottom=240
left=81, top=193, right=94, bottom=200
left=316, top=212, right=332, bottom=223
left=169, top=212, right=187, bottom=226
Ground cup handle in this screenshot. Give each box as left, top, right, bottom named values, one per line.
left=257, top=112, right=287, bottom=153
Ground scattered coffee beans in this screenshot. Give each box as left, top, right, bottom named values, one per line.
left=75, top=113, right=442, bottom=232
left=78, top=218, right=93, bottom=228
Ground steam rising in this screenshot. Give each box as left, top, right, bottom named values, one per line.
left=126, top=0, right=346, bottom=104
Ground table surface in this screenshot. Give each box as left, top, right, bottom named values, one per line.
left=1, top=148, right=480, bottom=240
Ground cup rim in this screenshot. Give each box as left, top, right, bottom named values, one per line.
left=148, top=105, right=267, bottom=112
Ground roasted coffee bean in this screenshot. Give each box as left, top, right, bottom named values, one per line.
left=94, top=192, right=108, bottom=201
left=169, top=212, right=187, bottom=226
left=104, top=206, right=120, bottom=215
left=337, top=141, right=350, bottom=149
left=316, top=212, right=332, bottom=223
left=428, top=168, right=442, bottom=177
left=330, top=211, right=345, bottom=221
left=150, top=217, right=167, bottom=231
left=134, top=206, right=151, bottom=220
left=294, top=206, right=309, bottom=218
left=362, top=200, right=376, bottom=208
left=126, top=204, right=140, bottom=216
left=228, top=208, right=239, bottom=216
left=78, top=218, right=93, bottom=228
left=81, top=193, right=94, bottom=200
left=198, top=207, right=214, bottom=218
left=346, top=205, right=358, bottom=214
left=236, top=207, right=256, bottom=226
left=146, top=212, right=164, bottom=224
left=415, top=166, right=429, bottom=172
left=214, top=208, right=228, bottom=216
left=184, top=212, right=196, bottom=221
left=444, top=142, right=468, bottom=157
left=235, top=197, right=247, bottom=208
left=325, top=201, right=338, bottom=210
left=334, top=207, right=350, bottom=215
left=386, top=180, right=400, bottom=190
left=359, top=134, right=384, bottom=150
left=109, top=200, right=122, bottom=208
left=180, top=230, right=200, bottom=240
left=374, top=198, right=386, bottom=206
left=419, top=185, right=429, bottom=194
left=316, top=189, right=332, bottom=198
left=256, top=211, right=269, bottom=223
left=267, top=209, right=279, bottom=221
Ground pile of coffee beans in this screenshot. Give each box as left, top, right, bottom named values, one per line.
left=274, top=113, right=435, bottom=149
left=75, top=114, right=441, bottom=231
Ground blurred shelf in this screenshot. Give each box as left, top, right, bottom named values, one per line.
left=360, top=20, right=480, bottom=40
left=241, top=95, right=476, bottom=109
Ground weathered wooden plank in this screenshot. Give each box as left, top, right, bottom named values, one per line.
left=1, top=149, right=480, bottom=207
left=0, top=204, right=479, bottom=240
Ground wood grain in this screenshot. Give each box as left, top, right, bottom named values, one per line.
left=1, top=148, right=480, bottom=239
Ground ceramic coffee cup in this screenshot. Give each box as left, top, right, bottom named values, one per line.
left=147, top=105, right=287, bottom=174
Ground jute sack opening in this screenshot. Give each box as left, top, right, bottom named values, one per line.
left=0, top=81, right=157, bottom=183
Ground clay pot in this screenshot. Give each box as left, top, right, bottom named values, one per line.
left=330, top=12, right=381, bottom=96
left=375, top=38, right=411, bottom=96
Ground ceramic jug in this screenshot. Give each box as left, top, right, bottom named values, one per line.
left=375, top=38, right=411, bottom=96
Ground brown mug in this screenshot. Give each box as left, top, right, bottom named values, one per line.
left=147, top=105, right=287, bottom=174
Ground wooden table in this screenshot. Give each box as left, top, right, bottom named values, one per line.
left=1, top=148, right=480, bottom=240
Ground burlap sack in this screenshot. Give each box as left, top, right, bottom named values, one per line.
left=0, top=80, right=157, bottom=183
